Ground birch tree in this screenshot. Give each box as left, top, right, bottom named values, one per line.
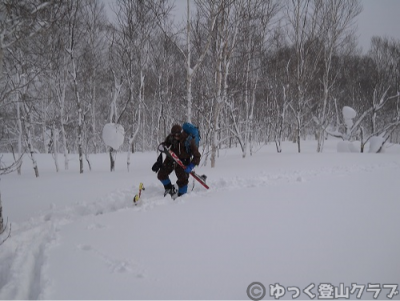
left=53, top=45, right=71, bottom=170
left=230, top=0, right=280, bottom=158
left=209, top=0, right=242, bottom=168
left=105, top=23, right=127, bottom=171
left=314, top=0, right=361, bottom=152
left=0, top=0, right=62, bottom=170
left=149, top=30, right=180, bottom=145
left=108, top=71, right=123, bottom=172
left=6, top=46, right=41, bottom=177
left=358, top=37, right=400, bottom=151
left=81, top=0, right=108, bottom=154
left=20, top=97, right=39, bottom=177
left=0, top=0, right=61, bottom=75
left=151, top=0, right=219, bottom=123
left=0, top=0, right=62, bottom=233
left=285, top=0, right=323, bottom=153
left=183, top=0, right=221, bottom=122
left=113, top=0, right=156, bottom=170
left=65, top=1, right=85, bottom=173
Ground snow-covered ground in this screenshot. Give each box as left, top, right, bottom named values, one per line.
left=1, top=139, right=399, bottom=300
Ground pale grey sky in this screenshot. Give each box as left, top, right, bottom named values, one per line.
left=356, top=0, right=400, bottom=52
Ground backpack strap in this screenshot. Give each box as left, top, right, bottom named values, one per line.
left=185, top=135, right=193, bottom=154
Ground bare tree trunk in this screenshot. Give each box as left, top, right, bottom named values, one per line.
left=19, top=65, right=39, bottom=177
left=56, top=59, right=70, bottom=171
left=51, top=123, right=59, bottom=172
left=127, top=91, right=141, bottom=172
left=360, top=127, right=364, bottom=153
left=21, top=104, right=39, bottom=177
left=296, top=115, right=301, bottom=153
left=210, top=1, right=240, bottom=167
left=186, top=0, right=192, bottom=123
left=286, top=0, right=325, bottom=153
left=210, top=101, right=222, bottom=168
left=0, top=190, right=3, bottom=234
left=242, top=54, right=251, bottom=158
left=75, top=74, right=84, bottom=174
left=60, top=121, right=69, bottom=170
left=67, top=1, right=84, bottom=173
left=210, top=52, right=225, bottom=168
left=316, top=0, right=361, bottom=153
left=90, top=73, right=97, bottom=153
left=108, top=71, right=122, bottom=172
left=16, top=93, right=23, bottom=175
left=184, top=0, right=218, bottom=122
left=140, top=71, right=145, bottom=151
left=248, top=75, right=258, bottom=157
left=84, top=127, right=92, bottom=172
left=109, top=148, right=116, bottom=172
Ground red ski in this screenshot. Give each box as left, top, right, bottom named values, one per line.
left=162, top=146, right=209, bottom=190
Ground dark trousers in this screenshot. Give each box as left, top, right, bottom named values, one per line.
left=157, top=158, right=189, bottom=188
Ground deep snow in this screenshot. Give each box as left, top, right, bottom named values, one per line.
left=0, top=139, right=399, bottom=300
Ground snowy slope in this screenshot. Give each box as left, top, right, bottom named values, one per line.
left=1, top=140, right=400, bottom=300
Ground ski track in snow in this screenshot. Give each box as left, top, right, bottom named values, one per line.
left=213, top=160, right=400, bottom=190
left=76, top=243, right=146, bottom=277
left=0, top=223, right=57, bottom=299
left=0, top=159, right=399, bottom=299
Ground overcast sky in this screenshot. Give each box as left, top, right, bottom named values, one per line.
left=105, top=0, right=400, bottom=53
left=356, top=0, right=400, bottom=52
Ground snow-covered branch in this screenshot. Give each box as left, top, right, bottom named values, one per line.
left=0, top=154, right=24, bottom=176
left=0, top=1, right=58, bottom=50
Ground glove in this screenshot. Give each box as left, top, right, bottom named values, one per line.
left=184, top=162, right=195, bottom=173
left=151, top=153, right=163, bottom=173
left=158, top=143, right=165, bottom=152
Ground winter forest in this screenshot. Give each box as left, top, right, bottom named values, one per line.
left=1, top=0, right=400, bottom=176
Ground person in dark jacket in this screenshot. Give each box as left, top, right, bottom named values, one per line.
left=157, top=124, right=201, bottom=198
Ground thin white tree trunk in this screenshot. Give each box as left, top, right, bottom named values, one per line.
left=243, top=56, right=250, bottom=158
left=186, top=0, right=192, bottom=122
left=52, top=123, right=59, bottom=172
left=58, top=64, right=69, bottom=170
left=0, top=189, right=3, bottom=234
left=71, top=59, right=84, bottom=174
left=67, top=1, right=84, bottom=173
left=91, top=71, right=97, bottom=153
left=16, top=95, right=23, bottom=175
left=127, top=87, right=141, bottom=172
left=22, top=104, right=39, bottom=177
left=184, top=0, right=217, bottom=122
left=109, top=72, right=122, bottom=172
left=210, top=43, right=224, bottom=168
left=249, top=80, right=257, bottom=156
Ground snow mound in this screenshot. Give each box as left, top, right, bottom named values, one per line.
left=102, top=123, right=125, bottom=150
left=342, top=106, right=357, bottom=119
left=337, top=141, right=359, bottom=153
left=368, top=136, right=385, bottom=153
left=343, top=106, right=357, bottom=129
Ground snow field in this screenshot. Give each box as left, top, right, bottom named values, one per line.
left=0, top=140, right=400, bottom=299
